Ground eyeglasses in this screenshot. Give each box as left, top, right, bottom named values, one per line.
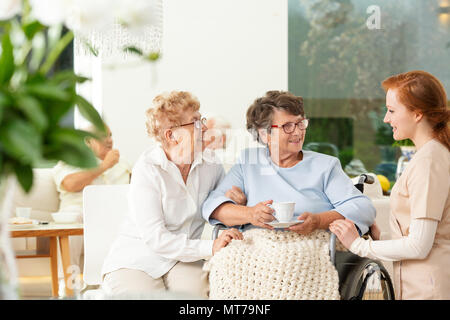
left=171, top=117, right=207, bottom=130
left=271, top=119, right=309, bottom=134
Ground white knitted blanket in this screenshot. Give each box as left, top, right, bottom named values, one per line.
left=204, top=229, right=341, bottom=300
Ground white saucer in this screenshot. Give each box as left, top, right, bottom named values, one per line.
left=8, top=219, right=39, bottom=229
left=8, top=223, right=36, bottom=229
left=267, top=220, right=304, bottom=228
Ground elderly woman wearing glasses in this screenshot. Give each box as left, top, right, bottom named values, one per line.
left=101, top=91, right=243, bottom=298
left=202, top=90, right=375, bottom=236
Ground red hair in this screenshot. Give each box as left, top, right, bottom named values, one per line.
left=382, top=70, right=450, bottom=151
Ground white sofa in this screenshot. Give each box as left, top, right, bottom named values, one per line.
left=10, top=168, right=60, bottom=296
left=11, top=168, right=59, bottom=268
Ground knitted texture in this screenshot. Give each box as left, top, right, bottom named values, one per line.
left=205, top=229, right=341, bottom=300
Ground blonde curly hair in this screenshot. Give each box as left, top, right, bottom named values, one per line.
left=145, top=91, right=200, bottom=143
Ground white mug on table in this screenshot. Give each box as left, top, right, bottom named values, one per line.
left=16, top=207, right=31, bottom=219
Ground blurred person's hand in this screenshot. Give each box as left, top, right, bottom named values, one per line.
left=101, top=149, right=120, bottom=170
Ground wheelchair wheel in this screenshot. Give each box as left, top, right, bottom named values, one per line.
left=338, top=255, right=395, bottom=300
left=336, top=251, right=395, bottom=300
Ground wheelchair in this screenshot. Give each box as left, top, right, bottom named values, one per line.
left=211, top=174, right=395, bottom=300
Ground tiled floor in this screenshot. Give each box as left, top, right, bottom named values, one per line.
left=19, top=276, right=53, bottom=299
left=18, top=275, right=85, bottom=300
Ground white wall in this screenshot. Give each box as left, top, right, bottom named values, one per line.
left=76, top=0, right=288, bottom=164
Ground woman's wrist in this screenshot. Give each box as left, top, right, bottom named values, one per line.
left=244, top=206, right=255, bottom=224
left=317, top=210, right=341, bottom=230
left=349, top=236, right=364, bottom=253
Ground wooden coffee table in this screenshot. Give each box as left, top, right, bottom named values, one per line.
left=9, top=223, right=83, bottom=298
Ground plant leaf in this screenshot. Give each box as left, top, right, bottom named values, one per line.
left=0, top=33, right=14, bottom=85
left=0, top=118, right=42, bottom=164
left=25, top=83, right=71, bottom=101
left=0, top=91, right=10, bottom=106
left=49, top=128, right=96, bottom=149
left=15, top=95, right=49, bottom=131
left=14, top=162, right=33, bottom=192
left=75, top=95, right=106, bottom=134
left=51, top=70, right=90, bottom=88
left=40, top=30, right=74, bottom=75
left=29, top=32, right=46, bottom=72
left=45, top=128, right=98, bottom=168
left=47, top=24, right=63, bottom=50
left=146, top=52, right=160, bottom=61
left=124, top=46, right=143, bottom=56
left=45, top=143, right=98, bottom=169
left=0, top=91, right=11, bottom=123
left=22, top=20, right=45, bottom=41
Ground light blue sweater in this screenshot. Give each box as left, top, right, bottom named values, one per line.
left=202, top=147, right=376, bottom=234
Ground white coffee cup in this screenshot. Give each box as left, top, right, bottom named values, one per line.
left=271, top=202, right=295, bottom=222
left=16, top=207, right=32, bottom=219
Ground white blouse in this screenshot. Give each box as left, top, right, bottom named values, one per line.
left=101, top=145, right=225, bottom=279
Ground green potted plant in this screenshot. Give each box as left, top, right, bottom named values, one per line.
left=1, top=0, right=162, bottom=300
left=392, top=139, right=416, bottom=161
left=0, top=2, right=107, bottom=299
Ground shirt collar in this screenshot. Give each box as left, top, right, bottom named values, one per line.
left=145, top=144, right=170, bottom=171
left=145, top=144, right=218, bottom=172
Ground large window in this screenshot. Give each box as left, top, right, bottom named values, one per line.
left=289, top=0, right=450, bottom=187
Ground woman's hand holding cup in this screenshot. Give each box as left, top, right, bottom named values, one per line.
left=248, top=200, right=275, bottom=229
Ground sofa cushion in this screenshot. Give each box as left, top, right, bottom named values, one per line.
left=12, top=168, right=60, bottom=221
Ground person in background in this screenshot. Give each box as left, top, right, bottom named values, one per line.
left=101, top=91, right=243, bottom=298
left=205, top=116, right=231, bottom=151
left=330, top=70, right=450, bottom=299
left=53, top=124, right=131, bottom=271
left=204, top=115, right=237, bottom=174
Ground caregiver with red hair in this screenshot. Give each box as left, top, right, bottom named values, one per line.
left=330, top=70, right=450, bottom=300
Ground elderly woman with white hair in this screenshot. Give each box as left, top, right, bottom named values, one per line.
left=101, top=91, right=243, bottom=298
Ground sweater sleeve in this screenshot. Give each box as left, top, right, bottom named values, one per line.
left=323, top=158, right=376, bottom=235
left=349, top=218, right=438, bottom=261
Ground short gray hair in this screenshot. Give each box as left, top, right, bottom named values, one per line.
left=246, top=90, right=304, bottom=144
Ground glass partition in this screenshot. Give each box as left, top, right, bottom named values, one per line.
left=289, top=0, right=450, bottom=190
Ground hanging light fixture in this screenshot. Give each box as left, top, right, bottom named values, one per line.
left=73, top=0, right=163, bottom=59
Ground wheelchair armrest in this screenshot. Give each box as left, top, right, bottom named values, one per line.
left=212, top=223, right=249, bottom=240
left=212, top=223, right=229, bottom=240
left=329, top=230, right=371, bottom=266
